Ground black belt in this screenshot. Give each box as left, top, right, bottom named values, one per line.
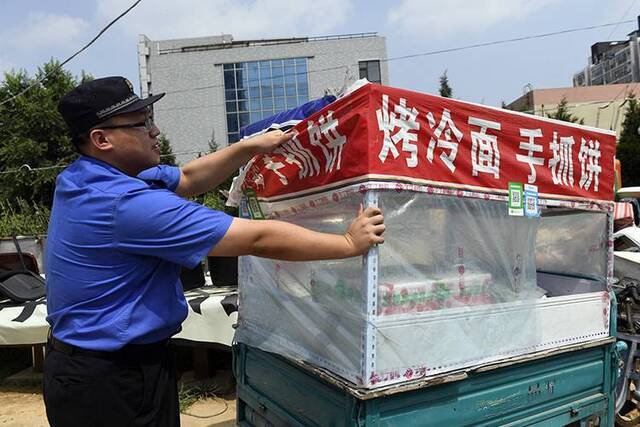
left=48, top=336, right=170, bottom=360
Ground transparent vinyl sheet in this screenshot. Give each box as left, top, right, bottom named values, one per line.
left=377, top=193, right=542, bottom=314
left=235, top=189, right=610, bottom=387
left=236, top=195, right=367, bottom=377
left=535, top=210, right=608, bottom=282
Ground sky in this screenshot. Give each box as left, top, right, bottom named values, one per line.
left=0, top=0, right=638, bottom=108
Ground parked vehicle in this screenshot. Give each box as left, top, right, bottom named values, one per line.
left=617, top=187, right=640, bottom=228
left=614, top=227, right=640, bottom=284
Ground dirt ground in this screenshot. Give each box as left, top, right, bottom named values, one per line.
left=0, top=384, right=237, bottom=427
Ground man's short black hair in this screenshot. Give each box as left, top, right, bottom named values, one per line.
left=71, top=133, right=89, bottom=152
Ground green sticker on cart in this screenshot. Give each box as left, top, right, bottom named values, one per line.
left=508, top=182, right=524, bottom=216
left=245, top=189, right=265, bottom=220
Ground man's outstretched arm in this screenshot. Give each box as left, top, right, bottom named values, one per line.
left=175, top=130, right=293, bottom=198
left=209, top=206, right=385, bottom=261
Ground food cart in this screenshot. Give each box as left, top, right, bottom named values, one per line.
left=233, top=82, right=624, bottom=426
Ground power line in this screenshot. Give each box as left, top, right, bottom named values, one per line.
left=156, top=84, right=640, bottom=116
left=517, top=95, right=634, bottom=114
left=0, top=0, right=143, bottom=107
left=606, top=0, right=638, bottom=40
left=1, top=16, right=637, bottom=173
left=0, top=164, right=66, bottom=175
left=385, top=20, right=636, bottom=62
left=156, top=79, right=640, bottom=117
left=0, top=14, right=634, bottom=108
left=161, top=19, right=636, bottom=98
left=597, top=82, right=638, bottom=111
left=0, top=150, right=203, bottom=175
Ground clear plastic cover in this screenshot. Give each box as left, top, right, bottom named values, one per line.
left=235, top=189, right=610, bottom=388
left=376, top=192, right=541, bottom=316
left=237, top=194, right=366, bottom=378
left=536, top=210, right=608, bottom=282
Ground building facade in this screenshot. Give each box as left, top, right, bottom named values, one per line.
left=573, top=18, right=640, bottom=87
left=137, top=33, right=388, bottom=163
left=506, top=83, right=640, bottom=138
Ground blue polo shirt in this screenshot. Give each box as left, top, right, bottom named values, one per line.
left=45, top=156, right=233, bottom=351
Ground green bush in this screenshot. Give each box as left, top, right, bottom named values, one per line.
left=192, top=174, right=238, bottom=216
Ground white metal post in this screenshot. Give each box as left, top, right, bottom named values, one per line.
left=362, top=190, right=379, bottom=385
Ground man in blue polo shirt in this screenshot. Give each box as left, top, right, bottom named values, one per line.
left=43, top=76, right=385, bottom=427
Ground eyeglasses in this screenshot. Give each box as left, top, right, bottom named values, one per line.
left=94, top=115, right=156, bottom=133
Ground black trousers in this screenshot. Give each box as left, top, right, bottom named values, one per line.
left=43, top=338, right=180, bottom=427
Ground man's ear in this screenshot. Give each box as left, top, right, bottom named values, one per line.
left=88, top=129, right=113, bottom=152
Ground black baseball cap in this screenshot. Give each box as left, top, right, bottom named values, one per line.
left=58, top=76, right=165, bottom=135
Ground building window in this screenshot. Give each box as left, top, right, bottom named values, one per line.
left=223, top=57, right=309, bottom=144
left=359, top=60, right=381, bottom=84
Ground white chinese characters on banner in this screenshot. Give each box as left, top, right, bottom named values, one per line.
left=468, top=117, right=501, bottom=178
left=261, top=112, right=345, bottom=187
left=426, top=108, right=462, bottom=173
left=255, top=95, right=605, bottom=195
left=516, top=128, right=544, bottom=184
left=392, top=98, right=420, bottom=167
left=263, top=155, right=288, bottom=185
left=308, top=111, right=347, bottom=173
left=578, top=138, right=601, bottom=191
left=376, top=95, right=421, bottom=167
left=377, top=95, right=399, bottom=163
left=274, top=136, right=321, bottom=179
left=253, top=173, right=265, bottom=189
left=549, top=132, right=575, bottom=187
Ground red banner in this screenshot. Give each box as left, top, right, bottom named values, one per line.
left=242, top=83, right=616, bottom=202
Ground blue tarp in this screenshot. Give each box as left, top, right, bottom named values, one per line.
left=239, top=95, right=336, bottom=139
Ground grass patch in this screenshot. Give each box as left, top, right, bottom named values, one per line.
left=178, top=382, right=222, bottom=413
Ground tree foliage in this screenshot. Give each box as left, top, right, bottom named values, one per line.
left=0, top=60, right=91, bottom=208
left=192, top=138, right=237, bottom=215
left=546, top=97, right=584, bottom=125
left=208, top=128, right=219, bottom=154
left=439, top=70, right=453, bottom=98
left=158, top=133, right=177, bottom=166
left=617, top=93, right=640, bottom=187
left=0, top=199, right=50, bottom=236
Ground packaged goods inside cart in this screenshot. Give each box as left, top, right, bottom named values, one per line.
left=234, top=82, right=616, bottom=389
